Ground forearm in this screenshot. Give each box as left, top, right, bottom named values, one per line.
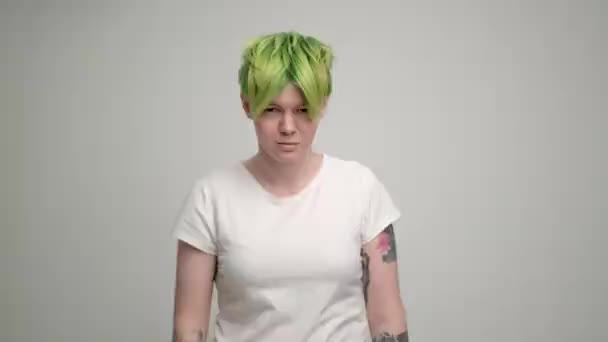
left=367, top=293, right=408, bottom=341
left=368, top=305, right=409, bottom=342
left=172, top=301, right=212, bottom=342
left=371, top=331, right=409, bottom=342
left=172, top=328, right=207, bottom=342
left=172, top=313, right=210, bottom=342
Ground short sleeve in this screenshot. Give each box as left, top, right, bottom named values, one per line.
left=360, top=168, right=402, bottom=243
left=171, top=180, right=217, bottom=255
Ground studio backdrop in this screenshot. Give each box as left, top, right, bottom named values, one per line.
left=1, top=1, right=606, bottom=341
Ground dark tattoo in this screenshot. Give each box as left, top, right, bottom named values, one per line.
left=372, top=331, right=409, bottom=342
left=377, top=224, right=397, bottom=263
left=172, top=330, right=207, bottom=342
left=360, top=247, right=370, bottom=305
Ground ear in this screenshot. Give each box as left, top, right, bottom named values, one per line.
left=240, top=94, right=252, bottom=119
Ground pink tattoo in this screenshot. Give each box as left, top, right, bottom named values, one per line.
left=376, top=224, right=397, bottom=263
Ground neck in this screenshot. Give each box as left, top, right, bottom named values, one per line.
left=250, top=149, right=321, bottom=190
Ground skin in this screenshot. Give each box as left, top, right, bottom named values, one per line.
left=172, top=241, right=215, bottom=342
left=241, top=83, right=326, bottom=196
left=363, top=224, right=409, bottom=341
left=172, top=83, right=409, bottom=341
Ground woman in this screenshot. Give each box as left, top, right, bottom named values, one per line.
left=171, top=31, right=409, bottom=342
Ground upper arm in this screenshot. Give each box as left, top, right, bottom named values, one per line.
left=173, top=240, right=216, bottom=341
left=362, top=224, right=409, bottom=340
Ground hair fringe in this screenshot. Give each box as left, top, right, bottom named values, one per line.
left=238, top=31, right=334, bottom=120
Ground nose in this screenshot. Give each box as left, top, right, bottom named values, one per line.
left=279, top=112, right=296, bottom=136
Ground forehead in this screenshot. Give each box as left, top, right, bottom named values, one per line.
left=270, top=83, right=305, bottom=107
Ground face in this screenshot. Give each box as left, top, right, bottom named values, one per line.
left=242, top=83, right=324, bottom=164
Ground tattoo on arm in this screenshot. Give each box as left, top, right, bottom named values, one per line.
left=213, top=258, right=218, bottom=281
left=172, top=330, right=207, bottom=342
left=377, top=224, right=397, bottom=263
left=372, top=331, right=409, bottom=342
left=360, top=247, right=370, bottom=305
left=361, top=224, right=398, bottom=304
left=364, top=224, right=408, bottom=341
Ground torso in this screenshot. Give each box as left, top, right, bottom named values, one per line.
left=196, top=154, right=378, bottom=341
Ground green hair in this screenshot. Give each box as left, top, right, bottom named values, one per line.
left=238, top=31, right=334, bottom=120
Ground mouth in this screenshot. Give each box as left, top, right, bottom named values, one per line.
left=277, top=142, right=299, bottom=151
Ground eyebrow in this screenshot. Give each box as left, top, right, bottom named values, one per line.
left=268, top=103, right=306, bottom=107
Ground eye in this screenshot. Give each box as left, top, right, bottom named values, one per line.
left=264, top=107, right=279, bottom=113
left=297, top=107, right=308, bottom=113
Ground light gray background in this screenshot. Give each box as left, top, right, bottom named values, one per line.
left=1, top=1, right=606, bottom=341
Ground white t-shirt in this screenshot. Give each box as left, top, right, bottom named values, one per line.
left=172, top=154, right=401, bottom=342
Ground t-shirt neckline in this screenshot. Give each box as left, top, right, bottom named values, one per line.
left=239, top=153, right=328, bottom=205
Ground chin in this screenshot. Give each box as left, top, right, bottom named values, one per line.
left=268, top=148, right=307, bottom=164
left=258, top=143, right=312, bottom=163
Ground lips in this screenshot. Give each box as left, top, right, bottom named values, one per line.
left=277, top=142, right=299, bottom=151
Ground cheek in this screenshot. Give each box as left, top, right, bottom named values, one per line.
left=255, top=122, right=276, bottom=141
left=301, top=124, right=320, bottom=141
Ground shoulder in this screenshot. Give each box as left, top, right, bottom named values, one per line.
left=324, top=154, right=379, bottom=187
left=189, top=162, right=246, bottom=198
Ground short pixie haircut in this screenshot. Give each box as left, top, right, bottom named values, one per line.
left=238, top=31, right=334, bottom=121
